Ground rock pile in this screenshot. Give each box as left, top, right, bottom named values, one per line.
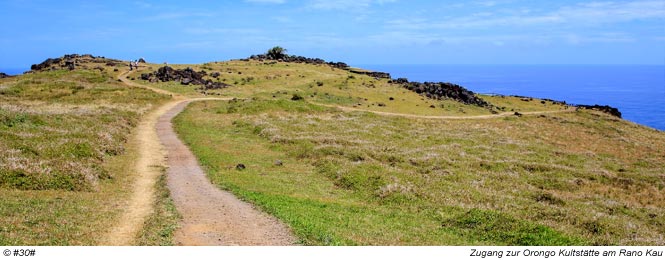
left=249, top=53, right=393, bottom=78
left=30, top=54, right=123, bottom=72
left=390, top=78, right=490, bottom=107
left=348, top=69, right=391, bottom=79
left=576, top=104, right=622, bottom=118
left=249, top=54, right=350, bottom=70
left=140, top=66, right=231, bottom=90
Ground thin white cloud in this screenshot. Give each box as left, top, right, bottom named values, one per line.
left=133, top=1, right=153, bottom=8
left=183, top=27, right=264, bottom=35
left=307, top=0, right=396, bottom=10
left=245, top=0, right=286, bottom=4
left=363, top=30, right=635, bottom=47
left=142, top=12, right=214, bottom=21
left=388, top=1, right=665, bottom=30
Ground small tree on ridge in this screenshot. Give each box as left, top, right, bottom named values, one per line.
left=267, top=46, right=287, bottom=60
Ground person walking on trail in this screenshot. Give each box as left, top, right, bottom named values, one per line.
left=129, top=60, right=133, bottom=71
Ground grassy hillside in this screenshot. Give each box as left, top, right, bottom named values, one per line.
left=0, top=61, right=176, bottom=245
left=128, top=60, right=570, bottom=116
left=168, top=59, right=664, bottom=245
left=2, top=55, right=662, bottom=246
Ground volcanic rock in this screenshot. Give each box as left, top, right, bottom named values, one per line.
left=141, top=66, right=232, bottom=92
left=30, top=54, right=123, bottom=72
left=577, top=104, right=622, bottom=118
left=399, top=81, right=490, bottom=107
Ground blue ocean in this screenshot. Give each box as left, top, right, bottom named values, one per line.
left=361, top=65, right=665, bottom=131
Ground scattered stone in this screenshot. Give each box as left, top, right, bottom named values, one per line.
left=389, top=97, right=394, bottom=101
left=236, top=164, right=246, bottom=170
left=377, top=102, right=386, bottom=107
left=274, top=160, right=283, bottom=166
left=430, top=105, right=436, bottom=108
left=291, top=94, right=304, bottom=101
left=0, top=72, right=12, bottom=78
left=514, top=112, right=523, bottom=117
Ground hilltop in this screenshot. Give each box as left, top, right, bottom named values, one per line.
left=0, top=53, right=663, bottom=246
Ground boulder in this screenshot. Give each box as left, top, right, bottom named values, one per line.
left=236, top=164, right=246, bottom=170
left=65, top=59, right=75, bottom=70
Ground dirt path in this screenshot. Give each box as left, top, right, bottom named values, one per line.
left=158, top=100, right=296, bottom=245
left=105, top=69, right=570, bottom=245
left=104, top=70, right=296, bottom=245
left=311, top=101, right=576, bottom=119
left=101, top=71, right=181, bottom=245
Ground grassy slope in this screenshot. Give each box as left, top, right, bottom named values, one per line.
left=171, top=60, right=664, bottom=245
left=0, top=66, right=177, bottom=245
left=130, top=60, right=570, bottom=116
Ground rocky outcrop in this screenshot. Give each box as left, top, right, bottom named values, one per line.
left=348, top=69, right=391, bottom=79
left=30, top=54, right=123, bottom=72
left=249, top=54, right=350, bottom=70
left=141, top=66, right=231, bottom=91
left=0, top=72, right=12, bottom=78
left=248, top=53, right=394, bottom=79
left=576, top=104, right=622, bottom=118
left=390, top=78, right=490, bottom=107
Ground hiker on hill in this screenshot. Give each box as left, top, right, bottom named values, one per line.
left=129, top=60, right=133, bottom=71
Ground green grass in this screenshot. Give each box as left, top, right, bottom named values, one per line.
left=0, top=66, right=170, bottom=245
left=174, top=97, right=664, bottom=245
left=3, top=57, right=663, bottom=246
left=0, top=69, right=167, bottom=191
left=135, top=168, right=180, bottom=246
left=134, top=60, right=569, bottom=116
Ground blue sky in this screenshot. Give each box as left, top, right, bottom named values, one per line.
left=1, top=0, right=664, bottom=68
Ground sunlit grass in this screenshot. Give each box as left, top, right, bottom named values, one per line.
left=0, top=67, right=169, bottom=245
left=174, top=97, right=664, bottom=245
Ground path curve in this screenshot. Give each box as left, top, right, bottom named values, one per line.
left=104, top=70, right=296, bottom=245
left=102, top=70, right=180, bottom=245
left=104, top=69, right=571, bottom=245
